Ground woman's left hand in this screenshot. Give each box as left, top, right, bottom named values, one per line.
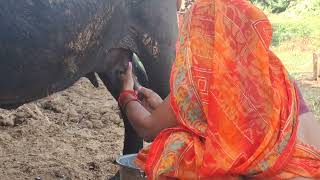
left=138, top=87, right=163, bottom=112
left=120, top=62, right=134, bottom=91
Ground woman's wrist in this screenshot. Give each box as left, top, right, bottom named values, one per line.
left=121, top=86, right=134, bottom=91
left=118, top=90, right=140, bottom=111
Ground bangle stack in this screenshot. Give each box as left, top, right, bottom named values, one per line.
left=118, top=90, right=141, bottom=111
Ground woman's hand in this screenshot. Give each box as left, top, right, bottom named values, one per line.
left=120, top=61, right=163, bottom=112
left=138, top=87, right=163, bottom=112
left=120, top=62, right=134, bottom=91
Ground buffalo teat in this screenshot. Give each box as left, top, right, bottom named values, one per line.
left=131, top=53, right=149, bottom=90
left=96, top=48, right=149, bottom=98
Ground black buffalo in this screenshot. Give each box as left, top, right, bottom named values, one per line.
left=0, top=0, right=178, bottom=154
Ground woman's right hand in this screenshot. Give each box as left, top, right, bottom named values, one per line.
left=138, top=87, right=163, bottom=112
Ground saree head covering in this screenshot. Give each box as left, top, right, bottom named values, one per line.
left=135, top=0, right=320, bottom=179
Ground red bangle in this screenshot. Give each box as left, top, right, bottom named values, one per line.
left=120, top=90, right=137, bottom=96
left=118, top=90, right=139, bottom=109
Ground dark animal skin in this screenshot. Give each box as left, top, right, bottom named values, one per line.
left=0, top=0, right=178, bottom=155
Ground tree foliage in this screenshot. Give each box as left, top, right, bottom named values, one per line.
left=249, top=0, right=292, bottom=13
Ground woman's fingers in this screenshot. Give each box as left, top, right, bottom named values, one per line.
left=120, top=62, right=132, bottom=79
left=126, top=62, right=132, bottom=76
left=138, top=87, right=163, bottom=110
left=120, top=62, right=134, bottom=90
left=138, top=87, right=154, bottom=98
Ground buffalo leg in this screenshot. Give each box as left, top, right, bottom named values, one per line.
left=98, top=72, right=143, bottom=154
left=122, top=112, right=143, bottom=154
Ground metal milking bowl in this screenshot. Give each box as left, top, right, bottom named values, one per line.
left=116, top=154, right=146, bottom=180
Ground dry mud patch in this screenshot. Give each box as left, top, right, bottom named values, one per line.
left=0, top=78, right=124, bottom=180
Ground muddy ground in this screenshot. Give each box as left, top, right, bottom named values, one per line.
left=0, top=75, right=319, bottom=180
left=0, top=78, right=124, bottom=180
left=295, top=73, right=320, bottom=120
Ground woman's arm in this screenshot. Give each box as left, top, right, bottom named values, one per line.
left=119, top=62, right=178, bottom=141
left=125, top=96, right=178, bottom=142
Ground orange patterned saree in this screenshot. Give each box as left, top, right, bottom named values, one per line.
left=136, top=0, right=320, bottom=179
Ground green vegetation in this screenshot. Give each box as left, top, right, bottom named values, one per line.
left=250, top=0, right=291, bottom=13
left=252, top=0, right=320, bottom=119
left=269, top=0, right=320, bottom=47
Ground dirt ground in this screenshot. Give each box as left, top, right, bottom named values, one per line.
left=0, top=78, right=124, bottom=180
left=295, top=73, right=320, bottom=120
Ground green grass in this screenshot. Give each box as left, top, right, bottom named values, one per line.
left=272, top=48, right=313, bottom=73
left=266, top=1, right=320, bottom=120
left=268, top=15, right=320, bottom=48
left=266, top=0, right=320, bottom=48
